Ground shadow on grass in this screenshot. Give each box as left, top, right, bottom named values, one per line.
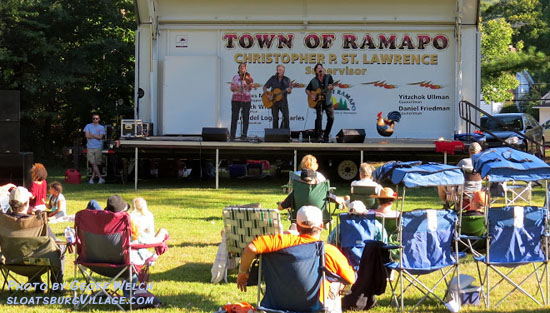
left=150, top=262, right=212, bottom=283
left=176, top=242, right=220, bottom=248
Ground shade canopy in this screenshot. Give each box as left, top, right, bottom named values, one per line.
left=472, top=147, right=550, bottom=182
left=379, top=162, right=465, bottom=188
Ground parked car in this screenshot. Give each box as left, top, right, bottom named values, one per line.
left=540, top=119, right=550, bottom=145
left=480, top=113, right=545, bottom=157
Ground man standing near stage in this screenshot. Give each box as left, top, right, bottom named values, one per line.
left=263, top=65, right=292, bottom=129
left=306, top=63, right=335, bottom=142
left=84, top=113, right=105, bottom=184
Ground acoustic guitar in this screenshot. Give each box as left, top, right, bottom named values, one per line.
left=307, top=80, right=340, bottom=108
left=261, top=88, right=286, bottom=109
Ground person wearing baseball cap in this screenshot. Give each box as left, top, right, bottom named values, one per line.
left=8, top=186, right=34, bottom=216
left=368, top=187, right=400, bottom=218
left=277, top=169, right=318, bottom=211
left=237, top=205, right=355, bottom=310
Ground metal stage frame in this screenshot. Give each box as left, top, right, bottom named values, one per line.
left=119, top=136, right=458, bottom=190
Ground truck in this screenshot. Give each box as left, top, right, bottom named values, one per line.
left=120, top=0, right=481, bottom=186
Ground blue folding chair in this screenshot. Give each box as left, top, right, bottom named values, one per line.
left=336, top=213, right=381, bottom=271
left=386, top=209, right=460, bottom=312
left=256, top=241, right=328, bottom=313
left=474, top=206, right=549, bottom=307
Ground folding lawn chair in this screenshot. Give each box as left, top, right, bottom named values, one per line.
left=386, top=209, right=460, bottom=312
left=289, top=172, right=334, bottom=227
left=336, top=212, right=380, bottom=271
left=474, top=206, right=549, bottom=307
left=458, top=214, right=485, bottom=256
left=0, top=212, right=62, bottom=292
left=222, top=207, right=282, bottom=283
left=74, top=209, right=168, bottom=311
left=256, top=241, right=331, bottom=312
left=350, top=185, right=378, bottom=209
left=376, top=215, right=399, bottom=236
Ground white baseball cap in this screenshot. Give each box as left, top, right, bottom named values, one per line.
left=349, top=200, right=367, bottom=214
left=296, top=206, right=323, bottom=229
left=9, top=186, right=32, bottom=203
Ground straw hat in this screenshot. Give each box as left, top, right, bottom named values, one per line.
left=370, top=187, right=401, bottom=199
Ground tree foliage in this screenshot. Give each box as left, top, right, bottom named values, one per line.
left=0, top=0, right=135, bottom=160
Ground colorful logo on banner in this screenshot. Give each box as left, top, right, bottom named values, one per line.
left=333, top=89, right=356, bottom=111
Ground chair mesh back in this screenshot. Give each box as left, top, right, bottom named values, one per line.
left=401, top=209, right=457, bottom=271
left=291, top=179, right=330, bottom=223
left=260, top=241, right=324, bottom=312
left=339, top=213, right=378, bottom=270
left=350, top=186, right=378, bottom=209
left=223, top=207, right=282, bottom=257
left=487, top=206, right=546, bottom=263
left=75, top=209, right=131, bottom=265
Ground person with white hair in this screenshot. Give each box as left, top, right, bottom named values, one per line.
left=129, top=197, right=168, bottom=244
left=237, top=206, right=355, bottom=312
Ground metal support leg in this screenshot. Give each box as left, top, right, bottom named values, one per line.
left=360, top=150, right=364, bottom=164
left=216, top=149, right=219, bottom=190
left=293, top=150, right=297, bottom=172
left=134, top=147, right=138, bottom=190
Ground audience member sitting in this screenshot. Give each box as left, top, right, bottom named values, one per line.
left=327, top=200, right=388, bottom=245
left=7, top=186, right=66, bottom=285
left=296, top=154, right=326, bottom=182
left=46, top=181, right=66, bottom=219
left=237, top=205, right=356, bottom=312
left=344, top=163, right=383, bottom=204
left=129, top=197, right=169, bottom=244
left=0, top=183, right=16, bottom=213
left=368, top=187, right=400, bottom=218
left=463, top=190, right=487, bottom=216
left=278, top=169, right=317, bottom=211
left=86, top=200, right=102, bottom=210
left=28, top=163, right=48, bottom=213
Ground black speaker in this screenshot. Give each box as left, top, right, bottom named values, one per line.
left=0, top=152, right=33, bottom=186
left=336, top=129, right=366, bottom=143
left=0, top=90, right=20, bottom=121
left=202, top=127, right=229, bottom=141
left=0, top=121, right=20, bottom=153
left=265, top=128, right=290, bottom=142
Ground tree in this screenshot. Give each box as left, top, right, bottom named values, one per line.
left=0, top=0, right=135, bottom=161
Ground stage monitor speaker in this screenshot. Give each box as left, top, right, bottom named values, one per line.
left=0, top=90, right=20, bottom=121
left=0, top=152, right=33, bottom=186
left=265, top=128, right=290, bottom=142
left=336, top=129, right=365, bottom=143
left=202, top=127, right=229, bottom=141
left=0, top=121, right=20, bottom=153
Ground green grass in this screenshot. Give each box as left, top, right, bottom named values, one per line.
left=1, top=171, right=550, bottom=312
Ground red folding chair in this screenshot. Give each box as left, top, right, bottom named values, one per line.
left=73, top=209, right=168, bottom=311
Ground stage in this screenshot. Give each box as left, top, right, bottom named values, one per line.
left=118, top=136, right=467, bottom=189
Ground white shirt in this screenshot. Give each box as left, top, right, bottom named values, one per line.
left=130, top=211, right=156, bottom=243
left=350, top=178, right=383, bottom=195
left=49, top=193, right=67, bottom=218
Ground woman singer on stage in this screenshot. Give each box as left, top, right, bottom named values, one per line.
left=230, top=62, right=255, bottom=141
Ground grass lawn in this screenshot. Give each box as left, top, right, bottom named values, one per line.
left=1, top=170, right=550, bottom=312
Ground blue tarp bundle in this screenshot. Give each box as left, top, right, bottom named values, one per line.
left=373, top=161, right=422, bottom=185
left=389, top=163, right=465, bottom=188
left=472, top=147, right=550, bottom=182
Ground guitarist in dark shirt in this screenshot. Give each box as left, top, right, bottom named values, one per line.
left=306, top=63, right=335, bottom=142
left=263, top=65, right=292, bottom=129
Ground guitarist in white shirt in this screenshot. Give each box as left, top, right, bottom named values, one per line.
left=263, top=65, right=292, bottom=129
left=306, top=63, right=335, bottom=143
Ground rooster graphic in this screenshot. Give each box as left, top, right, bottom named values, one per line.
left=376, top=111, right=402, bottom=137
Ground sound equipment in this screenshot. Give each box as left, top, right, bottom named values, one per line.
left=0, top=90, right=20, bottom=121
left=202, top=127, right=229, bottom=141
left=336, top=129, right=366, bottom=143
left=0, top=121, right=20, bottom=153
left=0, top=152, right=33, bottom=186
left=121, top=119, right=144, bottom=138
left=143, top=122, right=154, bottom=137
left=264, top=128, right=290, bottom=142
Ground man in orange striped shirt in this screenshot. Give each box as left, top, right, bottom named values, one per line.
left=237, top=206, right=355, bottom=312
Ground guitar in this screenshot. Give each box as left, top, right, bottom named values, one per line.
left=307, top=80, right=340, bottom=108
left=262, top=81, right=297, bottom=108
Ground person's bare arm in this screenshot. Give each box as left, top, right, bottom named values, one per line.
left=236, top=242, right=258, bottom=292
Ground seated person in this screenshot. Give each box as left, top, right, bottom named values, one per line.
left=367, top=187, right=400, bottom=218
left=0, top=183, right=16, bottom=213
left=344, top=163, right=383, bottom=204
left=327, top=200, right=388, bottom=245
left=463, top=190, right=487, bottom=216
left=129, top=197, right=169, bottom=244
left=237, top=205, right=356, bottom=312
left=6, top=186, right=66, bottom=286
left=46, top=181, right=66, bottom=219
left=278, top=169, right=317, bottom=211
left=296, top=154, right=326, bottom=182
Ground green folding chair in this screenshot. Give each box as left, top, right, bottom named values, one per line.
left=459, top=214, right=486, bottom=255
left=289, top=173, right=333, bottom=226
left=350, top=185, right=378, bottom=210
left=376, top=215, right=398, bottom=235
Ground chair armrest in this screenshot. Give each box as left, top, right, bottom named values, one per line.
left=130, top=234, right=170, bottom=250
left=460, top=235, right=485, bottom=240
left=383, top=244, right=402, bottom=250
left=323, top=268, right=349, bottom=284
